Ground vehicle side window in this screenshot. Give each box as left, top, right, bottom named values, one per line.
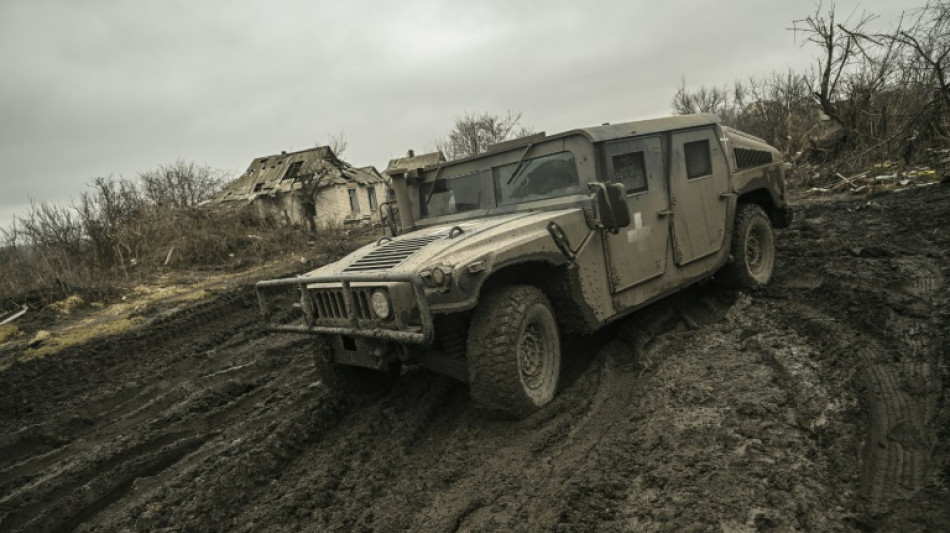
left=684, top=139, right=712, bottom=179
left=611, top=151, right=648, bottom=193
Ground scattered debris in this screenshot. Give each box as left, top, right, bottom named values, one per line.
left=800, top=159, right=946, bottom=196
left=0, top=305, right=28, bottom=325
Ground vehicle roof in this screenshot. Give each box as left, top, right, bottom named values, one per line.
left=442, top=114, right=721, bottom=168
left=568, top=113, right=720, bottom=143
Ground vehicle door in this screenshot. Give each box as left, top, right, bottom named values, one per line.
left=602, top=136, right=669, bottom=292
left=668, top=128, right=730, bottom=265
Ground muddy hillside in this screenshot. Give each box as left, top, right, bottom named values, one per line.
left=1, top=183, right=948, bottom=532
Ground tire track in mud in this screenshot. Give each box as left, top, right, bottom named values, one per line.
left=777, top=255, right=944, bottom=507
left=5, top=433, right=208, bottom=533
left=0, top=291, right=258, bottom=432
left=775, top=187, right=949, bottom=526
left=0, top=288, right=320, bottom=532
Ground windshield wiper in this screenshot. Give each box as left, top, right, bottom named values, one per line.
left=423, top=164, right=445, bottom=206
left=425, top=141, right=535, bottom=209
left=505, top=142, right=536, bottom=185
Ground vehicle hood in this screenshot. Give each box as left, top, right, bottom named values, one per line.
left=306, top=208, right=586, bottom=278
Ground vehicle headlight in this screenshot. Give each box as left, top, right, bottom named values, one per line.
left=371, top=290, right=392, bottom=319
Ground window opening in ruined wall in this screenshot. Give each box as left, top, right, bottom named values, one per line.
left=367, top=187, right=378, bottom=210
left=282, top=161, right=304, bottom=181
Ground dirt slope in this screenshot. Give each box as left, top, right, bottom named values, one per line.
left=1, top=184, right=947, bottom=532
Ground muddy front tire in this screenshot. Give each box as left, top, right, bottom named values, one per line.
left=466, top=285, right=561, bottom=419
left=720, top=203, right=776, bottom=288
left=313, top=339, right=399, bottom=394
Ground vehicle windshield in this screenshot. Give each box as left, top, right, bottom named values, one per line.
left=420, top=170, right=487, bottom=218
left=418, top=151, right=584, bottom=219
left=493, top=152, right=584, bottom=206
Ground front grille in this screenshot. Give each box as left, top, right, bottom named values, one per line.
left=309, top=288, right=375, bottom=320
left=734, top=148, right=773, bottom=169
left=343, top=234, right=444, bottom=272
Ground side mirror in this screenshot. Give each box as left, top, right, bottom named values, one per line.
left=591, top=182, right=631, bottom=232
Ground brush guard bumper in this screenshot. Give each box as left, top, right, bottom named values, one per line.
left=255, top=272, right=434, bottom=345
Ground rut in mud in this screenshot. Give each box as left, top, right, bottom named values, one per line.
left=1, top=184, right=948, bottom=532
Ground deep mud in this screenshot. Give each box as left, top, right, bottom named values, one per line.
left=1, top=184, right=948, bottom=532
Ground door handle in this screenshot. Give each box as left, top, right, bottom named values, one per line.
left=657, top=210, right=672, bottom=218
left=719, top=192, right=735, bottom=200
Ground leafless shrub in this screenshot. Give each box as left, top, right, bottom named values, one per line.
left=735, top=72, right=816, bottom=154
left=672, top=79, right=737, bottom=119
left=674, top=71, right=815, bottom=156
left=435, top=111, right=535, bottom=160
left=139, top=159, right=226, bottom=209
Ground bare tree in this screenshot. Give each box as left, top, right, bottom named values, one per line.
left=891, top=2, right=950, bottom=119
left=900, top=2, right=949, bottom=100
left=435, top=111, right=534, bottom=160
left=793, top=3, right=871, bottom=127
left=324, top=130, right=348, bottom=158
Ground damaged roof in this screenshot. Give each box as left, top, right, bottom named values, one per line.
left=211, top=146, right=386, bottom=203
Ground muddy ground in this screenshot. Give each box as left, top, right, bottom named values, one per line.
left=1, top=183, right=947, bottom=532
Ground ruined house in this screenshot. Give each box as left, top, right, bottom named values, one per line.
left=210, top=146, right=388, bottom=228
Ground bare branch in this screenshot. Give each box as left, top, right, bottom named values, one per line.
left=435, top=111, right=535, bottom=161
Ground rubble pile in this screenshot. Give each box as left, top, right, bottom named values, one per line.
left=798, top=150, right=949, bottom=195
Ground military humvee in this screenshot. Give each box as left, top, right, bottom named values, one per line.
left=256, top=114, right=791, bottom=418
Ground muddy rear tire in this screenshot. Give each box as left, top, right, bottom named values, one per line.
left=313, top=339, right=399, bottom=394
left=466, top=285, right=561, bottom=419
left=720, top=203, right=776, bottom=288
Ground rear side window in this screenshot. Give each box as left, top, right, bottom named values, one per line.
left=684, top=139, right=712, bottom=179
left=611, top=151, right=648, bottom=192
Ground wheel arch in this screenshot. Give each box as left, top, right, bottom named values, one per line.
left=477, top=257, right=591, bottom=335
left=736, top=187, right=788, bottom=228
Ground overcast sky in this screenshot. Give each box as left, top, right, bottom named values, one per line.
left=0, top=0, right=911, bottom=230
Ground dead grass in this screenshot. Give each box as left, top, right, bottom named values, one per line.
left=47, top=294, right=87, bottom=316
left=0, top=324, right=23, bottom=344
left=18, top=316, right=146, bottom=363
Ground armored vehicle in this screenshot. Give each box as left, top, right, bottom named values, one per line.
left=256, top=114, right=791, bottom=417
